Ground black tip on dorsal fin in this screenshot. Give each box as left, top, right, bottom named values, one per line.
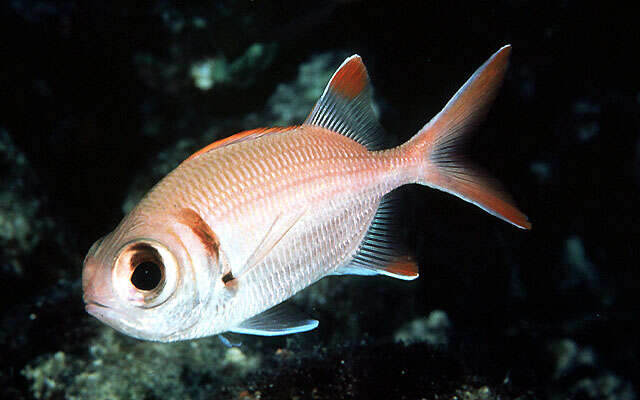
left=304, top=55, right=386, bottom=150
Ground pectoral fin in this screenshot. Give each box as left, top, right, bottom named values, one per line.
left=229, top=303, right=319, bottom=336
left=218, top=334, right=242, bottom=347
left=234, top=208, right=307, bottom=279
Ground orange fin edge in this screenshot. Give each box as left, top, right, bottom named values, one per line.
left=184, top=127, right=294, bottom=163
left=328, top=55, right=368, bottom=100
left=382, top=256, right=419, bottom=280
left=403, top=45, right=531, bottom=229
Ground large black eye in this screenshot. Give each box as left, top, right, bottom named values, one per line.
left=131, top=261, right=162, bottom=291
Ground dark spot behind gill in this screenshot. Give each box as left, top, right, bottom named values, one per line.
left=222, top=271, right=235, bottom=284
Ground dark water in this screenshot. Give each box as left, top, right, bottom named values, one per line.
left=1, top=1, right=638, bottom=399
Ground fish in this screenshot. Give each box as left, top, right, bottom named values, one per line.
left=82, top=45, right=530, bottom=342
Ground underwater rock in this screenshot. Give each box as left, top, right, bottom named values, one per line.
left=394, top=310, right=451, bottom=346
left=22, top=332, right=539, bottom=399
left=0, top=128, right=80, bottom=398
left=561, top=236, right=599, bottom=295
left=569, top=374, right=636, bottom=400
left=0, top=129, right=49, bottom=281
left=0, top=129, right=75, bottom=296
left=547, top=338, right=595, bottom=379
left=22, top=329, right=261, bottom=400
left=189, top=43, right=278, bottom=91
left=544, top=337, right=636, bottom=399
left=571, top=99, right=601, bottom=143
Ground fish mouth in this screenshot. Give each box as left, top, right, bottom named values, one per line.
left=84, top=297, right=146, bottom=336
left=84, top=298, right=160, bottom=340
left=84, top=298, right=122, bottom=322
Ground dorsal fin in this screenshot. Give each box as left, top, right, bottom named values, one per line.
left=333, top=193, right=419, bottom=280
left=304, top=55, right=385, bottom=150
left=184, top=127, right=290, bottom=162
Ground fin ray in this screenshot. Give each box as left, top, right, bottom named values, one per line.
left=230, top=303, right=318, bottom=336
left=333, top=193, right=419, bottom=280
left=403, top=45, right=531, bottom=229
left=304, top=55, right=386, bottom=150
left=234, top=208, right=308, bottom=279
left=184, top=127, right=291, bottom=162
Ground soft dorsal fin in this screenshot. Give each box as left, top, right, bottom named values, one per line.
left=333, top=193, right=419, bottom=280
left=184, top=127, right=290, bottom=162
left=304, top=55, right=385, bottom=150
left=229, top=303, right=319, bottom=336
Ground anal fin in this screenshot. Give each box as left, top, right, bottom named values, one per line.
left=229, top=303, right=319, bottom=336
left=333, top=193, right=419, bottom=281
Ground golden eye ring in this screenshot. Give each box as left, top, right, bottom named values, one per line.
left=112, top=240, right=179, bottom=308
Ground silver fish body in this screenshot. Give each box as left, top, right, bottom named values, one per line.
left=82, top=46, right=530, bottom=342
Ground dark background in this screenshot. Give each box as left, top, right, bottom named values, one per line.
left=1, top=1, right=638, bottom=399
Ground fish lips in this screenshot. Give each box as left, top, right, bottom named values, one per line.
left=85, top=300, right=116, bottom=320
left=83, top=293, right=135, bottom=326
left=84, top=295, right=171, bottom=340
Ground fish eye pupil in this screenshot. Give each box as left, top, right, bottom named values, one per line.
left=131, top=261, right=162, bottom=291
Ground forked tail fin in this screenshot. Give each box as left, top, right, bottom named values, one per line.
left=403, top=45, right=531, bottom=229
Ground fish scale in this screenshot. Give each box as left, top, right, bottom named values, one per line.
left=82, top=46, right=530, bottom=341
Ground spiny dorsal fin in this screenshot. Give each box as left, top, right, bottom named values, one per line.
left=333, top=193, right=419, bottom=280
left=184, top=127, right=291, bottom=162
left=304, top=55, right=386, bottom=150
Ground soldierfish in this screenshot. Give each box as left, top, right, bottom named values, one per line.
left=82, top=45, right=530, bottom=342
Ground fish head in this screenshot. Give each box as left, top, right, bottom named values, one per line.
left=82, top=213, right=221, bottom=341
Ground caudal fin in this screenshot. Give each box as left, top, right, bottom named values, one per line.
left=404, top=45, right=531, bottom=229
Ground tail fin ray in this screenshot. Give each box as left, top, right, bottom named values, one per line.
left=406, top=45, right=531, bottom=229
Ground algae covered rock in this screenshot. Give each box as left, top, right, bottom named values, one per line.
left=22, top=329, right=261, bottom=400
left=0, top=128, right=76, bottom=300
left=0, top=129, right=51, bottom=281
